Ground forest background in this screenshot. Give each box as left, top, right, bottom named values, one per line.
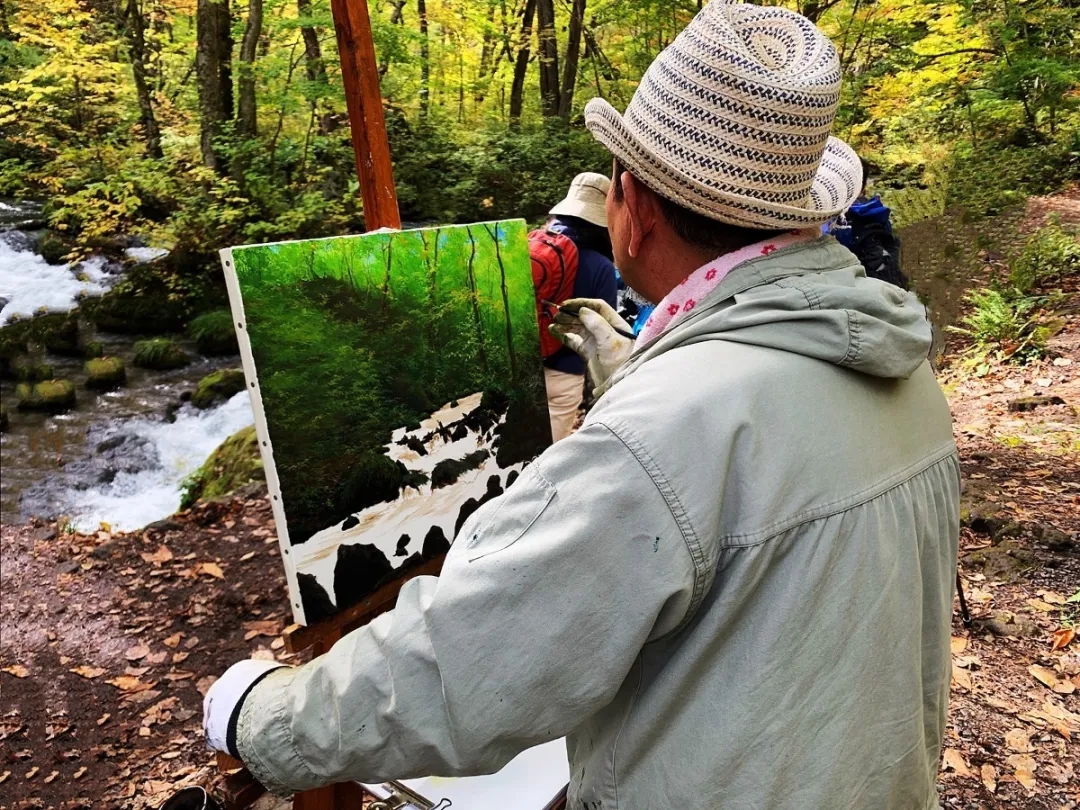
left=2, top=0, right=1078, bottom=322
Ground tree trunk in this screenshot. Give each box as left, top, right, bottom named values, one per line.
left=474, top=0, right=497, bottom=103
left=486, top=223, right=518, bottom=385
left=535, top=0, right=558, bottom=116
left=121, top=0, right=164, bottom=158
left=558, top=0, right=584, bottom=117
left=236, top=0, right=263, bottom=138
left=508, top=0, right=536, bottom=123
left=297, top=0, right=335, bottom=133
left=196, top=0, right=233, bottom=171
left=379, top=0, right=406, bottom=76
left=464, top=228, right=489, bottom=374
left=418, top=0, right=430, bottom=119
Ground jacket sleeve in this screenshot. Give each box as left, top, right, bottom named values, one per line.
left=235, top=421, right=698, bottom=795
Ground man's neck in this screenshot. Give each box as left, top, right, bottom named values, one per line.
left=642, top=241, right=727, bottom=303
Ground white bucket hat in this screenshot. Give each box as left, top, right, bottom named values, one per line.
left=549, top=172, right=611, bottom=229
left=584, top=2, right=862, bottom=230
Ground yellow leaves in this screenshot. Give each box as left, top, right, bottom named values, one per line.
left=951, top=636, right=968, bottom=654
left=198, top=562, right=225, bottom=579
left=125, top=644, right=150, bottom=662
left=942, top=748, right=973, bottom=777
left=2, top=665, right=29, bottom=678
left=1006, top=754, right=1037, bottom=791
left=1050, top=627, right=1075, bottom=652
left=980, top=763, right=997, bottom=793
left=162, top=633, right=182, bottom=648
left=951, top=662, right=973, bottom=692
left=1029, top=664, right=1075, bottom=694
left=1005, top=727, right=1034, bottom=753
left=106, top=675, right=153, bottom=693
left=140, top=545, right=173, bottom=565
left=242, top=620, right=280, bottom=641
left=70, top=666, right=107, bottom=679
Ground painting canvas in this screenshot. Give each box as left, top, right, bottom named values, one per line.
left=221, top=221, right=551, bottom=625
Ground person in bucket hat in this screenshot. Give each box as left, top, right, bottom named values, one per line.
left=205, top=5, right=958, bottom=808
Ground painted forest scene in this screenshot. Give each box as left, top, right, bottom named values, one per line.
left=227, top=220, right=550, bottom=623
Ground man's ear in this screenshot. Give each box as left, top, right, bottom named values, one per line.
left=621, top=172, right=656, bottom=259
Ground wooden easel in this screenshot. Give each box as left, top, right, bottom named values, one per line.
left=216, top=0, right=415, bottom=804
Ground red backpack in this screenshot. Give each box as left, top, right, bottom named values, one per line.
left=529, top=228, right=579, bottom=358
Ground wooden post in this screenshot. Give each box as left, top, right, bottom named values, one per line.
left=329, top=0, right=402, bottom=230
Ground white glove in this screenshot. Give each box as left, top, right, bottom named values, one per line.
left=203, top=659, right=287, bottom=757
left=550, top=298, right=635, bottom=394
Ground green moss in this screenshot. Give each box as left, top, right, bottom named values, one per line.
left=36, top=230, right=72, bottom=265
left=179, top=425, right=264, bottom=509
left=190, top=368, right=246, bottom=409
left=16, top=379, right=77, bottom=412
left=188, top=309, right=238, bottom=356
left=133, top=338, right=190, bottom=370
left=84, top=356, right=126, bottom=390
left=14, top=362, right=53, bottom=382
left=2, top=313, right=83, bottom=356
left=84, top=341, right=104, bottom=358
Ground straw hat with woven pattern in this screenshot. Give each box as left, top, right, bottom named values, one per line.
left=584, top=2, right=862, bottom=230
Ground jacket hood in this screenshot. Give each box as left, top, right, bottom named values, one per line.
left=612, top=237, right=932, bottom=388
left=848, top=195, right=892, bottom=223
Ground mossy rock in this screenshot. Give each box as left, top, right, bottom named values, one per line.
left=133, top=338, right=190, bottom=370
left=4, top=313, right=84, bottom=356
left=16, top=379, right=77, bottom=412
left=191, top=368, right=246, bottom=409
left=187, top=309, right=239, bottom=357
left=36, top=230, right=72, bottom=265
left=84, top=341, right=104, bottom=359
left=85, top=356, right=127, bottom=390
left=14, top=362, right=54, bottom=382
left=0, top=403, right=8, bottom=432
left=179, top=425, right=264, bottom=509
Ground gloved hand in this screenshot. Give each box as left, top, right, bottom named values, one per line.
left=203, top=659, right=288, bottom=757
left=549, top=298, right=635, bottom=394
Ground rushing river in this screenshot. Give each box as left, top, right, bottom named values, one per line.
left=0, top=201, right=254, bottom=531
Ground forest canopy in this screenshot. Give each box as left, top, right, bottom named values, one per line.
left=1, top=0, right=1077, bottom=267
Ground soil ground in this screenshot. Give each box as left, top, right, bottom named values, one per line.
left=1, top=192, right=1077, bottom=809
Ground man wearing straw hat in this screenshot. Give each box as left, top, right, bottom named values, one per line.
left=205, top=4, right=958, bottom=808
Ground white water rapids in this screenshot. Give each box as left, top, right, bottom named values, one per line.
left=0, top=238, right=113, bottom=326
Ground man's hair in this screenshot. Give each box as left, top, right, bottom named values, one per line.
left=612, top=161, right=782, bottom=253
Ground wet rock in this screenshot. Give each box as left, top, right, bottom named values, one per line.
left=478, top=474, right=503, bottom=506
left=395, top=534, right=411, bottom=557
left=341, top=514, right=360, bottom=531
left=16, top=379, right=76, bottom=413
left=83, top=341, right=104, bottom=359
left=179, top=426, right=264, bottom=509
left=56, top=559, right=80, bottom=575
left=84, top=356, right=126, bottom=390
left=454, top=498, right=480, bottom=539
left=430, top=450, right=490, bottom=490
left=187, top=309, right=239, bottom=357
left=144, top=518, right=184, bottom=533
left=133, top=338, right=191, bottom=371
left=422, top=526, right=450, bottom=559
left=36, top=230, right=72, bottom=265
left=31, top=526, right=57, bottom=542
left=14, top=361, right=53, bottom=382
left=506, top=470, right=520, bottom=488
left=333, top=543, right=392, bottom=611
left=190, top=368, right=246, bottom=409
left=298, top=572, right=336, bottom=624
left=1040, top=526, right=1076, bottom=552
left=1008, top=395, right=1066, bottom=412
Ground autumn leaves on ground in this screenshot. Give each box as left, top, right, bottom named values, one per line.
left=2, top=210, right=1079, bottom=809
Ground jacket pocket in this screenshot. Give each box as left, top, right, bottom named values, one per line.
left=462, top=462, right=555, bottom=562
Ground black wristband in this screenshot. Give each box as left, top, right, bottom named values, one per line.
left=225, top=667, right=284, bottom=759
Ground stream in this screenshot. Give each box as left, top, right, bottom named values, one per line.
left=0, top=200, right=254, bottom=531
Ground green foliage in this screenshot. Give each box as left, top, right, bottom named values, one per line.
left=191, top=368, right=247, bottom=409
left=83, top=341, right=104, bottom=358
left=179, top=425, right=265, bottom=509
left=1010, top=222, right=1080, bottom=291
left=16, top=379, right=77, bottom=412
left=14, top=362, right=53, bottom=382
left=188, top=309, right=239, bottom=356
left=950, top=288, right=1049, bottom=363
left=132, top=338, right=191, bottom=370
left=84, top=356, right=126, bottom=390
left=35, top=231, right=71, bottom=264
left=947, top=137, right=1080, bottom=217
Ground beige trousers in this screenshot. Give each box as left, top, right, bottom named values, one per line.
left=544, top=367, right=585, bottom=443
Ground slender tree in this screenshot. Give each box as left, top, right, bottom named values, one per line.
left=236, top=0, right=263, bottom=138
left=297, top=0, right=335, bottom=133
left=464, top=228, right=490, bottom=374
left=485, top=223, right=518, bottom=385
left=536, top=0, right=559, bottom=116
left=119, top=0, right=164, bottom=158
left=418, top=0, right=431, bottom=118
left=196, top=0, right=232, bottom=171
left=509, top=0, right=537, bottom=123
left=558, top=0, right=585, bottom=117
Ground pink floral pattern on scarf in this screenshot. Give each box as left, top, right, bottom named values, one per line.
left=634, top=229, right=818, bottom=346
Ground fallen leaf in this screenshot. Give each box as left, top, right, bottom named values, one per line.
left=73, top=766, right=87, bottom=780
left=139, top=726, right=151, bottom=737
left=0, top=771, right=8, bottom=784
left=70, top=666, right=106, bottom=679
left=140, top=545, right=173, bottom=565
left=1045, top=761, right=1074, bottom=785
left=145, top=651, right=168, bottom=665
left=1051, top=627, right=1075, bottom=652
left=106, top=676, right=152, bottom=693
left=240, top=551, right=255, bottom=562
left=96, top=714, right=110, bottom=726
left=1026, top=598, right=1055, bottom=613
left=1029, top=664, right=1061, bottom=689
left=198, top=562, right=224, bottom=579
left=125, top=666, right=149, bottom=677
left=242, top=620, right=279, bottom=640
left=164, top=670, right=194, bottom=681
left=951, top=663, right=972, bottom=691
left=951, top=636, right=968, bottom=654
left=270, top=638, right=285, bottom=651
left=1007, top=754, right=1037, bottom=790
left=1052, top=679, right=1075, bottom=695
left=954, top=655, right=981, bottom=669
left=125, top=643, right=150, bottom=661
left=162, top=633, right=182, bottom=648
left=1005, top=728, right=1034, bottom=753
left=2, top=665, right=29, bottom=678
left=942, top=748, right=973, bottom=777
left=160, top=751, right=182, bottom=760
left=171, top=652, right=189, bottom=664
left=985, top=695, right=1019, bottom=713
left=980, top=763, right=997, bottom=793
left=183, top=635, right=200, bottom=650
left=43, top=770, right=59, bottom=784
left=1039, top=590, right=1067, bottom=605
left=25, top=766, right=38, bottom=780
left=196, top=675, right=217, bottom=696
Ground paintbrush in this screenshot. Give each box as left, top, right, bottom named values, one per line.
left=542, top=300, right=637, bottom=340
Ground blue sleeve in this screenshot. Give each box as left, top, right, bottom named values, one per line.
left=575, top=249, right=618, bottom=308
